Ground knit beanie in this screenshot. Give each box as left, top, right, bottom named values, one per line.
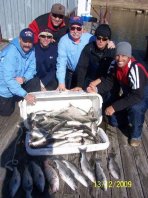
left=95, top=24, right=111, bottom=39
left=116, top=42, right=132, bottom=57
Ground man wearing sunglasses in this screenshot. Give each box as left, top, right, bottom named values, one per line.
left=0, top=28, right=41, bottom=116
left=29, top=3, right=69, bottom=44
left=72, top=24, right=115, bottom=91
left=35, top=29, right=58, bottom=91
left=56, top=16, right=95, bottom=91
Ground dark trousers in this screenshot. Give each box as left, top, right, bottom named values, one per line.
left=65, top=69, right=77, bottom=89
left=45, top=80, right=58, bottom=91
left=0, top=77, right=41, bottom=116
left=104, top=85, right=148, bottom=139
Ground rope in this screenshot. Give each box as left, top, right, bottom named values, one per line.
left=4, top=124, right=24, bottom=171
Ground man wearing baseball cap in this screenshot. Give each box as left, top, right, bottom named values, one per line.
left=0, top=28, right=40, bottom=116
left=56, top=16, right=95, bottom=91
left=35, top=28, right=58, bottom=91
left=87, top=41, right=148, bottom=147
left=29, top=3, right=69, bottom=44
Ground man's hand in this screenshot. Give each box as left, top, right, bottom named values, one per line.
left=87, top=86, right=97, bottom=93
left=16, top=77, right=25, bottom=84
left=41, top=87, right=47, bottom=91
left=107, top=40, right=115, bottom=49
left=105, top=106, right=115, bottom=116
left=71, top=87, right=82, bottom=91
left=24, top=93, right=36, bottom=105
left=57, top=84, right=67, bottom=91
left=89, top=79, right=101, bottom=87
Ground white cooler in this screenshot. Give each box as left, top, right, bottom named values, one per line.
left=19, top=90, right=109, bottom=155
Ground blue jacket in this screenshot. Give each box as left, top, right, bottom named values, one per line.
left=56, top=32, right=94, bottom=84
left=35, top=43, right=58, bottom=86
left=0, top=38, right=36, bottom=98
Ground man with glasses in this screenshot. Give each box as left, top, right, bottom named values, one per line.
left=29, top=3, right=69, bottom=44
left=0, top=28, right=40, bottom=116
left=56, top=16, right=94, bottom=91
left=72, top=24, right=115, bottom=91
left=35, top=29, right=58, bottom=91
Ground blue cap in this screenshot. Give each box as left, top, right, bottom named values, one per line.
left=20, top=28, right=34, bottom=43
left=69, top=16, right=83, bottom=26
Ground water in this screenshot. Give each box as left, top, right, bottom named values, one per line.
left=108, top=9, right=148, bottom=51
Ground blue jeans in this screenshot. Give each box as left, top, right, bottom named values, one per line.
left=128, top=85, right=148, bottom=138
left=103, top=85, right=148, bottom=139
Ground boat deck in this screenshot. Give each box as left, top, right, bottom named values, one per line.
left=0, top=104, right=148, bottom=198
left=0, top=44, right=148, bottom=198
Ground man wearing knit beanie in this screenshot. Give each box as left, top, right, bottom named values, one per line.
left=95, top=24, right=111, bottom=40
left=72, top=24, right=115, bottom=91
left=87, top=41, right=148, bottom=147
left=116, top=41, right=132, bottom=57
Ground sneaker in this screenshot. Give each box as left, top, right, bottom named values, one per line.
left=130, top=138, right=141, bottom=147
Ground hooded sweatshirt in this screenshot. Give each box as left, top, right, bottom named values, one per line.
left=0, top=38, right=36, bottom=98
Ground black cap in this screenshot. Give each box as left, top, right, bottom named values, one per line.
left=95, top=24, right=111, bottom=39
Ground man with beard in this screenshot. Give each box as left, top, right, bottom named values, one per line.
left=29, top=3, right=69, bottom=44
left=0, top=28, right=40, bottom=116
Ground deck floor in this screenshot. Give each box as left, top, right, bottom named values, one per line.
left=0, top=45, right=148, bottom=198
left=0, top=103, right=148, bottom=198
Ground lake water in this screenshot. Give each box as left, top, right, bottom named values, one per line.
left=108, top=9, right=148, bottom=51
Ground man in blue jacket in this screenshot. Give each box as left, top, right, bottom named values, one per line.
left=56, top=16, right=94, bottom=91
left=35, top=28, right=58, bottom=91
left=0, top=28, right=40, bottom=116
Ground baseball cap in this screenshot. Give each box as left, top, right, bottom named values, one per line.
left=38, top=28, right=53, bottom=37
left=69, top=16, right=83, bottom=26
left=51, top=3, right=65, bottom=16
left=20, top=28, right=34, bottom=43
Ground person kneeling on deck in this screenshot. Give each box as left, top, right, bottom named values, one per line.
left=0, top=28, right=41, bottom=116
left=72, top=24, right=115, bottom=91
left=87, top=42, right=148, bottom=147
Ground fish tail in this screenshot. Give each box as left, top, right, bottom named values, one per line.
left=108, top=153, right=116, bottom=159
left=79, top=147, right=87, bottom=153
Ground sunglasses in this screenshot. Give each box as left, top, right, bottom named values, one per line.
left=70, top=26, right=82, bottom=31
left=96, top=36, right=108, bottom=41
left=40, top=35, right=52, bottom=39
left=52, top=13, right=64, bottom=19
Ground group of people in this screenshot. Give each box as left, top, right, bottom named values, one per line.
left=0, top=3, right=148, bottom=147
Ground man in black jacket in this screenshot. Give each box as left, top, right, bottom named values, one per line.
left=87, top=42, right=148, bottom=147
left=72, top=24, right=115, bottom=91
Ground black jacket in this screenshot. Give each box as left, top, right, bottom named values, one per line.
left=97, top=59, right=148, bottom=111
left=75, top=41, right=115, bottom=88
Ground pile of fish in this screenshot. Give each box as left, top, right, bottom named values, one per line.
left=9, top=149, right=121, bottom=197
left=26, top=104, right=102, bottom=149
